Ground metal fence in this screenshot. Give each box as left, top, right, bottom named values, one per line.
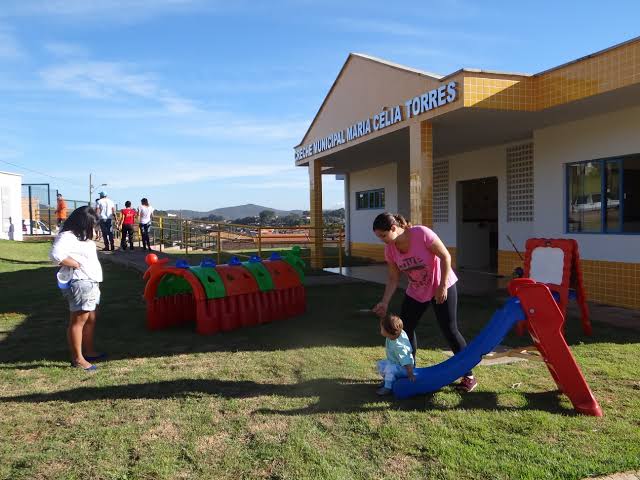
left=21, top=184, right=90, bottom=236
left=110, top=215, right=345, bottom=270
left=21, top=183, right=52, bottom=235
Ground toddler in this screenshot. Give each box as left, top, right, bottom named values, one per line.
left=376, top=314, right=415, bottom=396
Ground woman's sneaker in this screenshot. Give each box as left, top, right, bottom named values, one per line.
left=457, top=376, right=478, bottom=392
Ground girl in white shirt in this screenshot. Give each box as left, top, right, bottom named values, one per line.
left=50, top=206, right=104, bottom=371
left=138, top=197, right=154, bottom=251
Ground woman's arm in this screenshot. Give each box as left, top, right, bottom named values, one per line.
left=59, top=257, right=81, bottom=269
left=372, top=262, right=401, bottom=316
left=429, top=236, right=453, bottom=304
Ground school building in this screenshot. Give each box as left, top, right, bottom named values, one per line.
left=294, top=37, right=640, bottom=310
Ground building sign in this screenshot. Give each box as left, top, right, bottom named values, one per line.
left=295, top=81, right=458, bottom=161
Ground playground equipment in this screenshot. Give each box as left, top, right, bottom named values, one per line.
left=393, top=278, right=602, bottom=417
left=142, top=248, right=306, bottom=335
left=515, top=238, right=591, bottom=336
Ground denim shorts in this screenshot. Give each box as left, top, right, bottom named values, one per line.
left=62, top=280, right=101, bottom=312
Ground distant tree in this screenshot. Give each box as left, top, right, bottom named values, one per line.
left=232, top=216, right=258, bottom=225
left=199, top=214, right=225, bottom=222
left=279, top=213, right=302, bottom=226
left=259, top=210, right=276, bottom=225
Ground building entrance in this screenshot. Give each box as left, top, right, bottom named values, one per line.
left=457, top=177, right=498, bottom=273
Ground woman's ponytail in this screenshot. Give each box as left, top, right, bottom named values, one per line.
left=392, top=214, right=411, bottom=229
left=372, top=212, right=411, bottom=231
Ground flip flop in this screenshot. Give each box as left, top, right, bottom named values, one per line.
left=70, top=362, right=97, bottom=371
left=84, top=353, right=107, bottom=362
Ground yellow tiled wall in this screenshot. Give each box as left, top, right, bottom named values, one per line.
left=497, top=249, right=640, bottom=309
left=580, top=259, right=640, bottom=309
left=410, top=121, right=434, bottom=228
left=309, top=159, right=323, bottom=269
left=350, top=242, right=385, bottom=262
left=464, top=76, right=536, bottom=111
left=464, top=38, right=640, bottom=112
left=498, top=250, right=524, bottom=277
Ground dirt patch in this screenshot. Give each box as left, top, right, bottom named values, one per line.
left=196, top=432, right=230, bottom=454
left=382, top=453, right=421, bottom=477
left=141, top=420, right=181, bottom=443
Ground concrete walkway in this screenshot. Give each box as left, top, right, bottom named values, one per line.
left=584, top=472, right=640, bottom=480
left=97, top=247, right=639, bottom=331
left=97, top=247, right=363, bottom=286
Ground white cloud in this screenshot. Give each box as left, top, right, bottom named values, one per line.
left=63, top=143, right=295, bottom=188
left=229, top=180, right=309, bottom=190
left=180, top=118, right=310, bottom=143
left=39, top=61, right=197, bottom=114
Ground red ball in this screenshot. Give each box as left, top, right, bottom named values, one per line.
left=145, top=253, right=159, bottom=266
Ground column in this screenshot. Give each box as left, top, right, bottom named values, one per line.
left=409, top=120, right=433, bottom=227
left=309, top=158, right=323, bottom=269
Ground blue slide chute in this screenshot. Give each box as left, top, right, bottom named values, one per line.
left=393, top=297, right=526, bottom=399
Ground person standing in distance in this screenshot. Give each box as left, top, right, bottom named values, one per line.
left=96, top=191, right=116, bottom=251
left=55, top=192, right=68, bottom=228
left=138, top=197, right=154, bottom=251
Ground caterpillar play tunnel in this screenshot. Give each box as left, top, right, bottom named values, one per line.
left=143, top=249, right=306, bottom=334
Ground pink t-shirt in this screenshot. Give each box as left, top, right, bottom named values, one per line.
left=384, top=226, right=458, bottom=303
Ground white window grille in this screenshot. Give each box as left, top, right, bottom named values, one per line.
left=506, top=143, right=534, bottom=222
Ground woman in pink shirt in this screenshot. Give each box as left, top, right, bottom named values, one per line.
left=371, top=212, right=476, bottom=392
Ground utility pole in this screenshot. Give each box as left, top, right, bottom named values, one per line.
left=89, top=173, right=92, bottom=204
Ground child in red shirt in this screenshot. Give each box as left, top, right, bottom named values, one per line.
left=118, top=201, right=137, bottom=250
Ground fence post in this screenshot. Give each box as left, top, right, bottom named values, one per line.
left=258, top=227, right=262, bottom=259
left=184, top=220, right=189, bottom=255
left=217, top=229, right=221, bottom=264
left=338, top=227, right=343, bottom=275
left=28, top=186, right=33, bottom=235
left=159, top=217, right=163, bottom=253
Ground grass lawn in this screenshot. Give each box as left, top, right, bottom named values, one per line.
left=0, top=239, right=639, bottom=480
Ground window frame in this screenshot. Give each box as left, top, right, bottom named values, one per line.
left=355, top=188, right=385, bottom=211
left=565, top=155, right=639, bottom=235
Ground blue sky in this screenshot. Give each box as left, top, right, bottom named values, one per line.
left=1, top=0, right=639, bottom=212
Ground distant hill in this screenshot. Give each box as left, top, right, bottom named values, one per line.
left=165, top=203, right=304, bottom=220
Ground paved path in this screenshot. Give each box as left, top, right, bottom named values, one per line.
left=97, top=247, right=363, bottom=286
left=584, top=471, right=640, bottom=480
left=97, top=247, right=639, bottom=331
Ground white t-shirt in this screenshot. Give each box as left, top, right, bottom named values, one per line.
left=138, top=205, right=154, bottom=224
left=50, top=231, right=103, bottom=282
left=97, top=197, right=116, bottom=220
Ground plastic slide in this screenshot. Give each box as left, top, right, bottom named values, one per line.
left=393, top=297, right=526, bottom=399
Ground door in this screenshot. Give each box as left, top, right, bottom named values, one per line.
left=457, top=177, right=498, bottom=272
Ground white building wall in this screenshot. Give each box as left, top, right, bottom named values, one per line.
left=349, top=163, right=398, bottom=244
left=434, top=143, right=534, bottom=252
left=534, top=104, right=640, bottom=262
left=0, top=172, right=23, bottom=241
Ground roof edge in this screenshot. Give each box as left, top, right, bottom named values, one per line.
left=534, top=35, right=640, bottom=77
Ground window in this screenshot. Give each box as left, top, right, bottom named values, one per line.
left=567, top=155, right=640, bottom=233
left=356, top=189, right=385, bottom=210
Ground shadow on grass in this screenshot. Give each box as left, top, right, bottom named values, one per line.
left=1, top=260, right=638, bottom=366
left=0, top=377, right=575, bottom=416
left=0, top=257, right=52, bottom=265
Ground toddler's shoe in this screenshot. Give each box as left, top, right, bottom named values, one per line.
left=376, top=387, right=392, bottom=396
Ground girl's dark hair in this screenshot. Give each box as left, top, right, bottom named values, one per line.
left=372, top=212, right=411, bottom=232
left=61, top=206, right=99, bottom=241
left=125, top=201, right=131, bottom=208
left=141, top=198, right=149, bottom=206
